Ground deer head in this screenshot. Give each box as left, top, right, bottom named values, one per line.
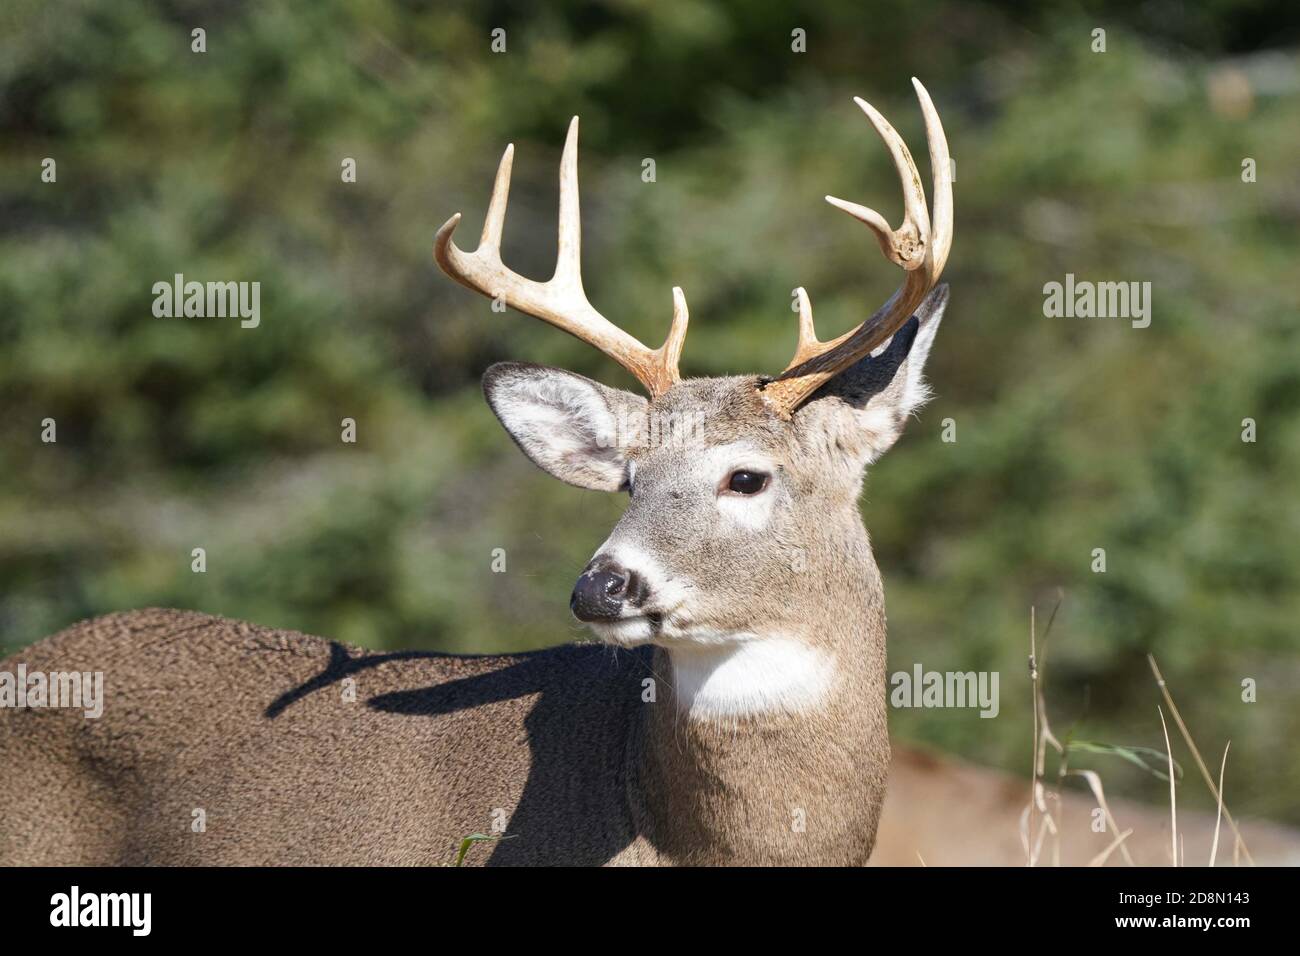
left=435, top=80, right=952, bottom=713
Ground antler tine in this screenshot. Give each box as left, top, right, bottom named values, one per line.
left=915, top=78, right=953, bottom=277
left=554, top=117, right=582, bottom=286
left=788, top=287, right=820, bottom=367
left=434, top=117, right=687, bottom=398
left=761, top=79, right=953, bottom=419
left=479, top=142, right=513, bottom=251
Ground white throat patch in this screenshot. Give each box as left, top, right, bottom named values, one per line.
left=666, top=637, right=836, bottom=720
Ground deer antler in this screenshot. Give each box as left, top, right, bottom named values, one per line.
left=434, top=117, right=688, bottom=398
left=760, top=79, right=952, bottom=419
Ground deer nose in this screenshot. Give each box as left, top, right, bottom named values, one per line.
left=570, top=561, right=638, bottom=622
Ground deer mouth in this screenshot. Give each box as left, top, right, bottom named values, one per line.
left=586, top=611, right=665, bottom=647
left=584, top=606, right=768, bottom=650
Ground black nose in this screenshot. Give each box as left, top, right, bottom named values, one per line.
left=570, top=561, right=638, bottom=623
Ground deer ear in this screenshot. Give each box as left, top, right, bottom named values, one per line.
left=795, top=284, right=947, bottom=467
left=482, top=362, right=647, bottom=492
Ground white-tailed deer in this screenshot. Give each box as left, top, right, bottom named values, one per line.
left=1, top=81, right=954, bottom=865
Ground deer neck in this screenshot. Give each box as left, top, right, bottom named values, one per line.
left=627, top=551, right=890, bottom=865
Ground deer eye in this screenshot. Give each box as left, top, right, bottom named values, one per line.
left=725, top=470, right=769, bottom=495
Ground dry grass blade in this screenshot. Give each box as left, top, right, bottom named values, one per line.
left=1089, top=829, right=1134, bottom=867
left=1069, top=769, right=1136, bottom=866
left=1019, top=790, right=1058, bottom=866
left=1028, top=605, right=1039, bottom=866
left=1158, top=706, right=1177, bottom=867
left=1025, top=596, right=1064, bottom=867
left=1209, top=741, right=1230, bottom=867
left=1147, top=654, right=1254, bottom=865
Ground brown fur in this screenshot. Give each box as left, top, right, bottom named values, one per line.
left=1, top=608, right=881, bottom=865
left=2, top=610, right=641, bottom=864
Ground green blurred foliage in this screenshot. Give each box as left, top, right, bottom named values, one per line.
left=1, top=1, right=1297, bottom=821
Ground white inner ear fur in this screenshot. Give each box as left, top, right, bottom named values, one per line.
left=489, top=370, right=632, bottom=491
left=878, top=316, right=939, bottom=410
left=824, top=313, right=942, bottom=468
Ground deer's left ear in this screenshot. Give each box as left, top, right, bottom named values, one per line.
left=794, top=284, right=947, bottom=467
